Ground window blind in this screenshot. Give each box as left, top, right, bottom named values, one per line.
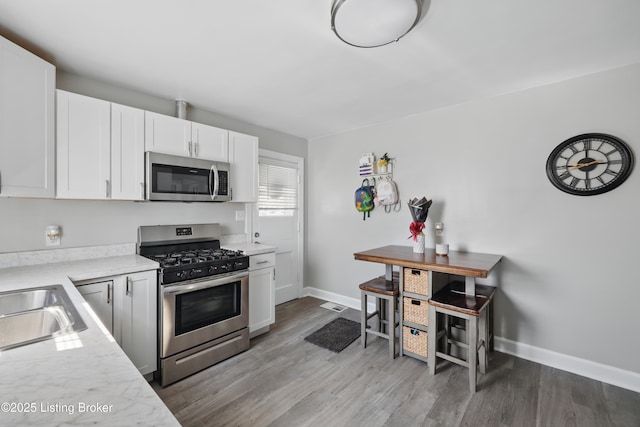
left=258, top=163, right=297, bottom=213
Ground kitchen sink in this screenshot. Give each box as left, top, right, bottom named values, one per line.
left=0, top=285, right=87, bottom=351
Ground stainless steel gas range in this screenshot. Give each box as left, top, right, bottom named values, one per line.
left=137, top=223, right=250, bottom=387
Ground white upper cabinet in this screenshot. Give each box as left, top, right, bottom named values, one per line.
left=145, top=111, right=228, bottom=161
left=111, top=103, right=145, bottom=200
left=229, top=131, right=258, bottom=202
left=192, top=122, right=229, bottom=162
left=57, top=90, right=145, bottom=200
left=56, top=90, right=111, bottom=199
left=0, top=35, right=55, bottom=198
left=144, top=111, right=191, bottom=157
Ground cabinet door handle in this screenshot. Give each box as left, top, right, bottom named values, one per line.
left=140, top=182, right=144, bottom=199
left=256, top=260, right=269, bottom=265
left=188, top=141, right=193, bottom=157
left=105, top=180, right=110, bottom=198
left=0, top=170, right=2, bottom=194
left=107, top=282, right=112, bottom=304
left=126, top=277, right=131, bottom=295
left=194, top=142, right=199, bottom=157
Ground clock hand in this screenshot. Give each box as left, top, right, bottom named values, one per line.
left=567, top=160, right=606, bottom=169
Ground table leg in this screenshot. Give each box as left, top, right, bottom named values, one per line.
left=478, top=310, right=487, bottom=374
left=465, top=276, right=476, bottom=295
left=428, top=306, right=436, bottom=374
left=389, top=296, right=396, bottom=359
left=361, top=292, right=367, bottom=348
left=468, top=316, right=478, bottom=393
left=385, top=264, right=393, bottom=281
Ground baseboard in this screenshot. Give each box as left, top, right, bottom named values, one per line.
left=303, top=287, right=376, bottom=313
left=494, top=337, right=640, bottom=393
left=302, top=286, right=640, bottom=393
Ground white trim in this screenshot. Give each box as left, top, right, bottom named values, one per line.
left=302, top=286, right=640, bottom=393
left=303, top=286, right=376, bottom=314
left=494, top=337, right=640, bottom=393
left=255, top=149, right=305, bottom=302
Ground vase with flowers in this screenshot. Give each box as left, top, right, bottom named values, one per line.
left=377, top=153, right=392, bottom=174
left=408, top=197, right=433, bottom=253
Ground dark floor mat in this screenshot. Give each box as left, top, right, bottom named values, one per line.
left=304, top=317, right=361, bottom=353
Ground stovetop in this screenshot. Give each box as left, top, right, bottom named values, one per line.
left=147, top=248, right=244, bottom=269
left=137, top=223, right=250, bottom=285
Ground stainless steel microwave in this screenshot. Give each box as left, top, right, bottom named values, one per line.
left=145, top=152, right=231, bottom=202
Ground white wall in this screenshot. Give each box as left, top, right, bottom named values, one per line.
left=0, top=198, right=244, bottom=252
left=307, top=64, right=640, bottom=382
left=0, top=71, right=307, bottom=253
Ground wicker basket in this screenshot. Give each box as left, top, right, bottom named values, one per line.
left=403, top=268, right=429, bottom=295
left=403, top=297, right=428, bottom=326
left=403, top=326, right=428, bottom=357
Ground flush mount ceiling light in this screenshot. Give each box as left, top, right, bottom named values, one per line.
left=331, top=0, right=426, bottom=48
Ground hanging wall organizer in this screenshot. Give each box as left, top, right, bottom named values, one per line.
left=355, top=153, right=400, bottom=218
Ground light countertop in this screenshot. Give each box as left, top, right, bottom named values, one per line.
left=0, top=255, right=179, bottom=426
left=223, top=242, right=276, bottom=256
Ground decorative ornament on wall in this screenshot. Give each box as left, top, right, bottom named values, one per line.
left=545, top=133, right=634, bottom=196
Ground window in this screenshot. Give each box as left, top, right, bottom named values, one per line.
left=258, top=163, right=297, bottom=217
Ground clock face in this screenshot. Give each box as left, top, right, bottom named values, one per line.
left=546, top=133, right=634, bottom=196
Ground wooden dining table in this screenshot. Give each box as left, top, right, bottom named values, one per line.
left=353, top=245, right=502, bottom=295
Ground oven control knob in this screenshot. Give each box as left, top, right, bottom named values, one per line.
left=176, top=271, right=186, bottom=279
left=189, top=269, right=197, bottom=278
left=208, top=265, right=217, bottom=274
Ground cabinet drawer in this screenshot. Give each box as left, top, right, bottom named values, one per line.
left=250, top=252, right=275, bottom=270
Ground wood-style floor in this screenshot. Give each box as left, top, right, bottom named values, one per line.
left=152, top=297, right=640, bottom=427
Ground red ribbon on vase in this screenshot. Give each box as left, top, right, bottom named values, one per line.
left=408, top=221, right=425, bottom=242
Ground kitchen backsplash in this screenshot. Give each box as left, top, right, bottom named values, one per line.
left=0, top=243, right=136, bottom=269
left=0, top=233, right=251, bottom=269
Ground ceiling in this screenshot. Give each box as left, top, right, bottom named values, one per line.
left=1, top=1, right=639, bottom=140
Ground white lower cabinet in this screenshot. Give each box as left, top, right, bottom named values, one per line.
left=249, top=252, right=276, bottom=337
left=76, top=270, right=157, bottom=375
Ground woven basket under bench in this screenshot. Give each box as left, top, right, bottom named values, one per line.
left=403, top=297, right=428, bottom=326
left=402, top=326, right=428, bottom=357
left=403, top=268, right=429, bottom=295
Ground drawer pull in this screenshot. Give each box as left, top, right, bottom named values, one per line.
left=411, top=269, right=421, bottom=276
left=411, top=300, right=421, bottom=306
left=256, top=260, right=269, bottom=264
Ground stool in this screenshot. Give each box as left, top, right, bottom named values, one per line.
left=427, top=281, right=496, bottom=392
left=359, top=273, right=399, bottom=359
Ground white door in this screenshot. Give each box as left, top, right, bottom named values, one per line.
left=252, top=150, right=304, bottom=305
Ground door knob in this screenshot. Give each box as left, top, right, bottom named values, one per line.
left=254, top=232, right=260, bottom=238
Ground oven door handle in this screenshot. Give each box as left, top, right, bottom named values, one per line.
left=210, top=164, right=219, bottom=201
left=163, top=271, right=248, bottom=295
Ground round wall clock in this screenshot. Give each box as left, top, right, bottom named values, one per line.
left=546, top=133, right=634, bottom=196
